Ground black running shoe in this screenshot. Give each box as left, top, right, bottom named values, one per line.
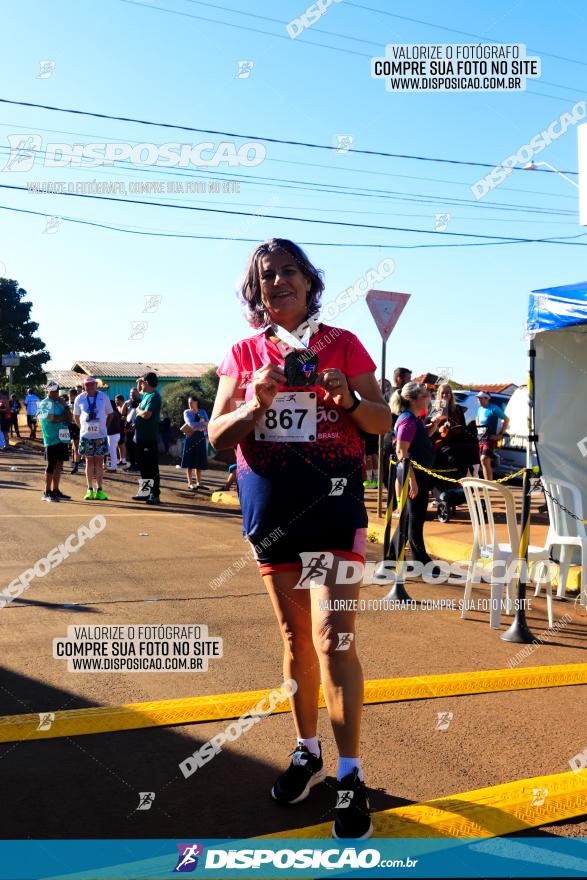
left=271, top=745, right=326, bottom=804
left=332, top=769, right=373, bottom=839
left=52, top=490, right=71, bottom=501
left=145, top=495, right=161, bottom=505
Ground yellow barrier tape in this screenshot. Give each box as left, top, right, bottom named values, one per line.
left=260, top=769, right=587, bottom=839
left=0, top=663, right=585, bottom=743
left=388, top=458, right=526, bottom=485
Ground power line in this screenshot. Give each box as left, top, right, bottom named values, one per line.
left=122, top=0, right=586, bottom=104
left=0, top=119, right=579, bottom=202
left=2, top=184, right=584, bottom=244
left=0, top=137, right=576, bottom=224
left=4, top=179, right=576, bottom=225
left=120, top=0, right=371, bottom=59
left=2, top=148, right=575, bottom=219
left=0, top=97, right=577, bottom=175
left=183, top=0, right=382, bottom=47
left=3, top=203, right=586, bottom=248
left=346, top=1, right=587, bottom=69
left=178, top=0, right=583, bottom=95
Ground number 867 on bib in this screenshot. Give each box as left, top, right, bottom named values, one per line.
left=255, top=391, right=317, bottom=443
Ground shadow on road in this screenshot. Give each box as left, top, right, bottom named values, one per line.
left=0, top=667, right=409, bottom=838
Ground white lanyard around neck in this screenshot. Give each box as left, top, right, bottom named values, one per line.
left=270, top=314, right=319, bottom=354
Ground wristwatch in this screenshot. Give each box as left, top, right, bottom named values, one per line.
left=342, top=389, right=361, bottom=413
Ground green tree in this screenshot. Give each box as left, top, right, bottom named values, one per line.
left=0, top=278, right=50, bottom=390
left=162, top=375, right=217, bottom=431
left=197, top=367, right=219, bottom=407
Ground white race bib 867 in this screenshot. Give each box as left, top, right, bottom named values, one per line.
left=255, top=391, right=317, bottom=443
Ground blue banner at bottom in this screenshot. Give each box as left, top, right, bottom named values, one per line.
left=1, top=837, right=586, bottom=880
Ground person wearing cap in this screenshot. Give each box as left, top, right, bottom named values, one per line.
left=121, top=387, right=141, bottom=472
left=38, top=383, right=72, bottom=502
left=475, top=391, right=510, bottom=481
left=133, top=371, right=162, bottom=505
left=73, top=377, right=113, bottom=500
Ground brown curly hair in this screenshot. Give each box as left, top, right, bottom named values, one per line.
left=238, top=238, right=325, bottom=328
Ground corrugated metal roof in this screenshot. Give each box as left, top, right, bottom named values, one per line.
left=414, top=375, right=518, bottom=394
left=71, top=361, right=216, bottom=378
left=46, top=370, right=87, bottom=388
left=468, top=383, right=518, bottom=393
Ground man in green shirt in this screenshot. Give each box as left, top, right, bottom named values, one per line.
left=38, top=382, right=72, bottom=502
left=133, top=371, right=162, bottom=505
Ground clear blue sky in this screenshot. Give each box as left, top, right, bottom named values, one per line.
left=1, top=0, right=586, bottom=385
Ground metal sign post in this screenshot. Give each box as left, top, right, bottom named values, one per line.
left=365, top=291, right=410, bottom=517
left=2, top=355, right=20, bottom=399
left=501, top=344, right=538, bottom=644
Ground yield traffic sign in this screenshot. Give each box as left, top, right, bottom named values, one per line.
left=365, top=290, right=410, bottom=342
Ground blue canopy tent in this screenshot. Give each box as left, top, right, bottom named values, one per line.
left=500, top=281, right=587, bottom=642
left=527, top=281, right=587, bottom=512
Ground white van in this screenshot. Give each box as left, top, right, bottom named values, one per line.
left=498, top=386, right=538, bottom=477
left=453, top=390, right=511, bottom=428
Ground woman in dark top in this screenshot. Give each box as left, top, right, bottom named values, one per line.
left=9, top=394, right=21, bottom=438
left=391, top=382, right=444, bottom=566
left=430, top=383, right=465, bottom=431
left=106, top=400, right=122, bottom=471
left=430, top=383, right=479, bottom=475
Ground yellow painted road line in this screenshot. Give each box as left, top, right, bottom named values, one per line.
left=260, top=769, right=587, bottom=839
left=0, top=663, right=585, bottom=743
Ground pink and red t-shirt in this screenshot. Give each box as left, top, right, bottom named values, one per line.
left=217, top=324, right=376, bottom=542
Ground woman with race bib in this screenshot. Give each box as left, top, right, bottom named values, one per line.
left=73, top=376, right=113, bottom=500
left=209, top=239, right=390, bottom=839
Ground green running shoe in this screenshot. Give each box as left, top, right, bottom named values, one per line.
left=95, top=488, right=108, bottom=500
left=84, top=489, right=95, bottom=500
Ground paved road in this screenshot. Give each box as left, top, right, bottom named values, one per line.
left=0, top=446, right=585, bottom=839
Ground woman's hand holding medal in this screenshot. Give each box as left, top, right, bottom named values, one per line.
left=251, top=364, right=286, bottom=410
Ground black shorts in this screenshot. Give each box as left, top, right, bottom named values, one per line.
left=69, top=423, right=80, bottom=440
left=250, top=527, right=367, bottom=576
left=363, top=433, right=379, bottom=456
left=45, top=442, right=69, bottom=472
left=27, top=414, right=37, bottom=428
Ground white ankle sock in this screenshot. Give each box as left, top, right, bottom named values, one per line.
left=337, top=757, right=363, bottom=781
left=297, top=737, right=320, bottom=758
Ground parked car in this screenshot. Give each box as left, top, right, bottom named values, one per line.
left=453, top=390, right=512, bottom=427
left=452, top=389, right=535, bottom=480
left=499, top=386, right=538, bottom=478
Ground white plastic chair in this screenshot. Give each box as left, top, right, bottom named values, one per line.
left=460, top=478, right=553, bottom=629
left=537, top=476, right=587, bottom=607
